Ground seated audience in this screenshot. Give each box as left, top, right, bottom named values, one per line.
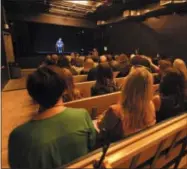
left=58, top=56, right=78, bottom=75
left=87, top=55, right=107, bottom=81
left=116, top=54, right=131, bottom=78
left=96, top=67, right=156, bottom=141
left=130, top=55, right=151, bottom=69
left=40, top=54, right=59, bottom=67
left=154, top=59, right=172, bottom=84
left=8, top=66, right=96, bottom=169
left=153, top=68, right=186, bottom=123
left=173, top=58, right=187, bottom=98
left=80, top=58, right=94, bottom=75
left=91, top=63, right=119, bottom=96
left=62, top=68, right=82, bottom=102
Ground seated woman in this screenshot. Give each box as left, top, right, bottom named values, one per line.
left=8, top=66, right=96, bottom=169
left=173, top=58, right=187, bottom=99
left=96, top=67, right=156, bottom=141
left=62, top=68, right=82, bottom=102
left=153, top=68, right=186, bottom=123
left=80, top=58, right=94, bottom=75
left=91, top=63, right=119, bottom=96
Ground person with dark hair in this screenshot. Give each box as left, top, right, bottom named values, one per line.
left=8, top=66, right=96, bottom=169
left=40, top=54, right=59, bottom=67
left=62, top=68, right=82, bottom=102
left=91, top=63, right=119, bottom=96
left=116, top=54, right=131, bottom=78
left=58, top=56, right=78, bottom=75
left=153, top=68, right=186, bottom=122
left=153, top=59, right=172, bottom=84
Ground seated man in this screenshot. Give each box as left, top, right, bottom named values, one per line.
left=8, top=66, right=96, bottom=169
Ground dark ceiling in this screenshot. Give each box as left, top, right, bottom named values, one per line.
left=4, top=0, right=187, bottom=24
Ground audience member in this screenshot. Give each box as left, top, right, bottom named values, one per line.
left=8, top=66, right=96, bottom=169
left=62, top=68, right=82, bottom=102
left=153, top=68, right=186, bottom=122
left=154, top=60, right=172, bottom=84
left=96, top=67, right=156, bottom=141
left=80, top=58, right=94, bottom=75
left=116, top=54, right=131, bottom=78
left=58, top=56, right=78, bottom=75
left=173, top=58, right=187, bottom=98
left=87, top=55, right=108, bottom=81
left=91, top=63, right=119, bottom=96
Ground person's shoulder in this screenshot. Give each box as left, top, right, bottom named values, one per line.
left=9, top=121, right=32, bottom=140
left=65, top=107, right=88, bottom=116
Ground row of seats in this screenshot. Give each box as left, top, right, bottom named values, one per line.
left=66, top=113, right=187, bottom=169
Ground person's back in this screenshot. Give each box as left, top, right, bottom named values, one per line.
left=91, top=63, right=119, bottom=96
left=9, top=108, right=95, bottom=168
left=8, top=66, right=95, bottom=169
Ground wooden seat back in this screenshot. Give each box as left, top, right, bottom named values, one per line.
left=64, top=92, right=121, bottom=116
left=66, top=113, right=187, bottom=169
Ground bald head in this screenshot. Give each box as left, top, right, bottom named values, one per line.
left=99, top=55, right=107, bottom=63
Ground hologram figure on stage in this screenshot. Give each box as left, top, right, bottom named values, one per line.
left=56, top=38, right=64, bottom=54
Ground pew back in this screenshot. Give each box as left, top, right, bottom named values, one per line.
left=66, top=113, right=187, bottom=169
left=64, top=92, right=121, bottom=116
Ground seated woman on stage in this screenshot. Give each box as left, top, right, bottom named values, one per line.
left=91, top=63, right=119, bottom=96
left=153, top=68, right=186, bottom=123
left=96, top=67, right=156, bottom=142
left=62, top=68, right=82, bottom=102
left=8, top=66, right=96, bottom=169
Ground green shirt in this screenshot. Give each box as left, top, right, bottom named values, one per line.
left=8, top=108, right=96, bottom=169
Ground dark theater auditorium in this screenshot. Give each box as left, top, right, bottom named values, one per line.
left=1, top=0, right=187, bottom=168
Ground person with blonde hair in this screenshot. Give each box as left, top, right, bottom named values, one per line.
left=173, top=58, right=187, bottom=98
left=96, top=67, right=156, bottom=142
left=62, top=68, right=82, bottom=102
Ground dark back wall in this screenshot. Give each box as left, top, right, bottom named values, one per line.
left=104, top=14, right=187, bottom=62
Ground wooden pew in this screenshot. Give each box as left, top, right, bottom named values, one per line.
left=65, top=92, right=121, bottom=116
left=65, top=113, right=187, bottom=169
left=75, top=77, right=125, bottom=98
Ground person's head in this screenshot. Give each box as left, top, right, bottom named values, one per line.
left=59, top=56, right=71, bottom=68
left=121, top=67, right=153, bottom=128
left=160, top=68, right=185, bottom=97
left=116, top=54, right=129, bottom=64
left=61, top=68, right=75, bottom=90
left=106, top=54, right=113, bottom=62
left=130, top=55, right=151, bottom=69
left=99, top=55, right=107, bottom=63
left=96, top=63, right=113, bottom=85
left=84, top=58, right=94, bottom=71
left=173, top=58, right=187, bottom=81
left=51, top=54, right=59, bottom=64
left=27, top=66, right=66, bottom=109
left=158, top=60, right=172, bottom=75
left=59, top=38, right=62, bottom=41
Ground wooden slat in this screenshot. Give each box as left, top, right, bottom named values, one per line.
left=67, top=114, right=187, bottom=168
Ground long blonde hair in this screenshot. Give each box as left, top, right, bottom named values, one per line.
left=173, top=59, right=187, bottom=81
left=121, top=67, right=153, bottom=129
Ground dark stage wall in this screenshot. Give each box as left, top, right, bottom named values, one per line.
left=103, top=14, right=187, bottom=62
left=13, top=14, right=187, bottom=68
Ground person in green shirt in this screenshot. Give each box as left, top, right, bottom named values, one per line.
left=8, top=65, right=96, bottom=169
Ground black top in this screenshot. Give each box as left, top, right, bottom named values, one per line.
left=87, top=67, right=98, bottom=81
left=91, top=81, right=119, bottom=96
left=156, top=95, right=185, bottom=123
left=116, top=64, right=131, bottom=78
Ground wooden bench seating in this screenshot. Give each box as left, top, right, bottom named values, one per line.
left=3, top=71, right=120, bottom=91
left=65, top=113, right=187, bottom=169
